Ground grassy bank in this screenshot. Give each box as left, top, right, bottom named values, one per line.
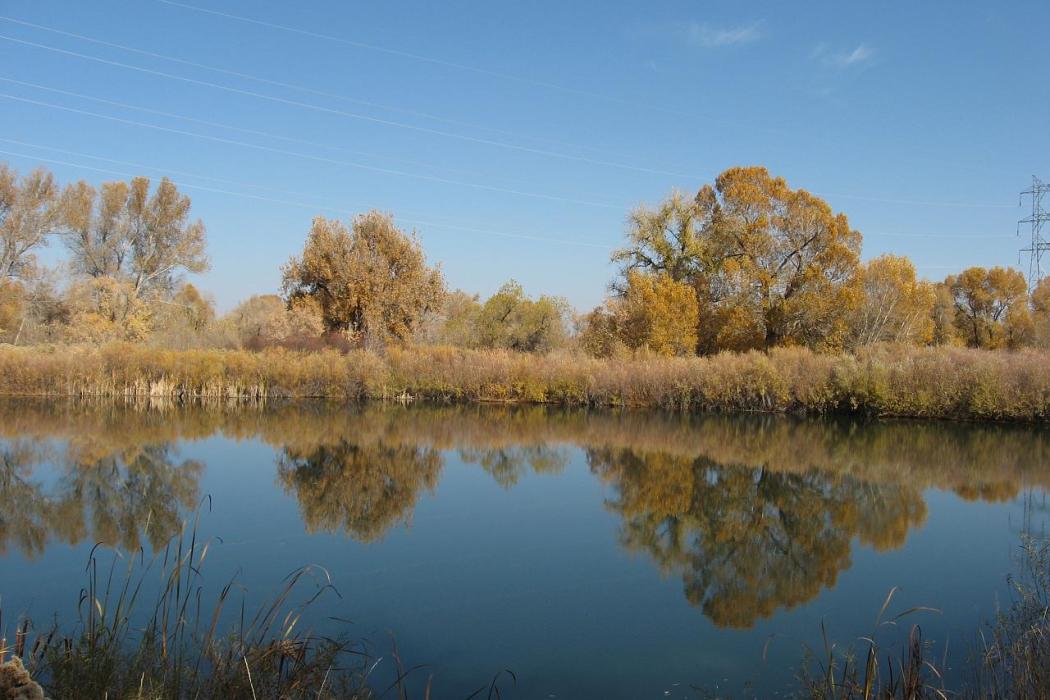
left=0, top=343, right=1048, bottom=421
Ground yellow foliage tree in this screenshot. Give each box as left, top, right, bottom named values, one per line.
left=1032, top=276, right=1050, bottom=348
left=613, top=167, right=862, bottom=353
left=0, top=164, right=64, bottom=281
left=615, top=270, right=699, bottom=356
left=946, top=266, right=1031, bottom=349
left=851, top=254, right=936, bottom=346
left=281, top=212, right=445, bottom=348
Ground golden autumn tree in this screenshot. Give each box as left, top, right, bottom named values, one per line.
left=611, top=167, right=862, bottom=354
left=850, top=254, right=936, bottom=346
left=281, top=212, right=445, bottom=348
left=0, top=164, right=64, bottom=281
left=946, top=266, right=1031, bottom=349
left=614, top=270, right=699, bottom=356
left=699, top=167, right=862, bottom=351
left=612, top=189, right=712, bottom=287
left=61, top=176, right=208, bottom=300
left=1032, top=276, right=1050, bottom=348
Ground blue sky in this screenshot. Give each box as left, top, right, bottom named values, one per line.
left=1, top=0, right=1048, bottom=311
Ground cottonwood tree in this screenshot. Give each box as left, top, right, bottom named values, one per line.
left=612, top=189, right=713, bottom=287
left=946, top=266, right=1031, bottom=349
left=282, top=213, right=445, bottom=348
left=699, top=167, right=862, bottom=351
left=62, top=176, right=208, bottom=301
left=1032, top=276, right=1050, bottom=347
left=850, top=255, right=936, bottom=346
left=473, top=280, right=570, bottom=352
left=612, top=167, right=862, bottom=354
left=613, top=271, right=699, bottom=356
left=0, top=164, right=64, bottom=282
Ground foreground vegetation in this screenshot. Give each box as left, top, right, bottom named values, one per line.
left=2, top=522, right=1047, bottom=698
left=0, top=343, right=1048, bottom=421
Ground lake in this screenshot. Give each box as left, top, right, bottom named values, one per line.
left=1, top=399, right=1048, bottom=698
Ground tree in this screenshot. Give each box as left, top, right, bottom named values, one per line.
left=946, top=266, right=1030, bottom=349
left=614, top=271, right=698, bottom=356
left=612, top=167, right=862, bottom=353
left=64, top=277, right=153, bottom=342
left=473, top=280, right=570, bottom=352
left=930, top=282, right=962, bottom=346
left=62, top=176, right=208, bottom=300
left=699, top=167, right=862, bottom=351
left=0, top=164, right=64, bottom=281
left=850, top=255, right=936, bottom=346
left=281, top=212, right=444, bottom=347
left=149, top=282, right=218, bottom=348
left=227, top=293, right=325, bottom=347
left=612, top=189, right=712, bottom=286
left=1032, top=276, right=1050, bottom=348
left=415, top=289, right=481, bottom=346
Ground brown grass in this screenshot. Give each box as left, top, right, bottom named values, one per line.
left=0, top=343, right=1048, bottom=421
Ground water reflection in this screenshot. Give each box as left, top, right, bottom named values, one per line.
left=0, top=434, right=201, bottom=557
left=2, top=400, right=1048, bottom=628
left=277, top=440, right=442, bottom=542
left=589, top=449, right=926, bottom=627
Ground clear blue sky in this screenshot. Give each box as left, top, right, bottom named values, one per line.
left=1, top=0, right=1048, bottom=311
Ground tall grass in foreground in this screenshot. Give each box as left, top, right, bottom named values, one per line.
left=795, top=533, right=1050, bottom=700
left=0, top=343, right=1048, bottom=421
left=0, top=513, right=516, bottom=700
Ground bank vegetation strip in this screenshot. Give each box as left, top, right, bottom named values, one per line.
left=1, top=343, right=1048, bottom=422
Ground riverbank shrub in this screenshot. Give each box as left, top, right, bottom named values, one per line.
left=0, top=343, right=1047, bottom=421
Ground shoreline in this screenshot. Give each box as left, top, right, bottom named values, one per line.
left=0, top=343, right=1048, bottom=422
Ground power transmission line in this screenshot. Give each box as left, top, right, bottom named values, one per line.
left=1018, top=175, right=1050, bottom=289
left=0, top=145, right=612, bottom=249
left=0, top=33, right=694, bottom=178
left=0, top=75, right=592, bottom=188
left=0, top=92, right=623, bottom=209
left=0, top=14, right=627, bottom=160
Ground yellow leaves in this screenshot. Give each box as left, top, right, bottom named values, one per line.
left=851, top=255, right=936, bottom=346
left=946, top=266, right=1031, bottom=349
left=282, top=212, right=444, bottom=347
left=610, top=166, right=863, bottom=356
left=616, top=270, right=699, bottom=356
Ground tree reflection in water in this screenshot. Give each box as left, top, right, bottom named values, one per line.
left=588, top=448, right=926, bottom=627
left=276, top=440, right=442, bottom=542
left=0, top=437, right=201, bottom=558
left=1, top=399, right=1047, bottom=628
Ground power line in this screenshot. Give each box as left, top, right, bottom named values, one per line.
left=0, top=33, right=694, bottom=178
left=0, top=14, right=626, bottom=160
left=150, top=0, right=698, bottom=117
left=1017, top=175, right=1050, bottom=289
left=0, top=145, right=612, bottom=249
left=0, top=75, right=587, bottom=188
left=0, top=92, right=623, bottom=209
left=1, top=34, right=1017, bottom=211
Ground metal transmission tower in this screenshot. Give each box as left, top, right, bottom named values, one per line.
left=1018, top=176, right=1050, bottom=289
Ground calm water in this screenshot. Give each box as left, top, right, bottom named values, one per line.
left=1, top=400, right=1048, bottom=698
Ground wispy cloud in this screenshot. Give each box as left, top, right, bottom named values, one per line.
left=813, top=42, right=876, bottom=68
left=684, top=21, right=764, bottom=48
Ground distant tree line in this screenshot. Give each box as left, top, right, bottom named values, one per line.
left=2, top=161, right=1048, bottom=354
